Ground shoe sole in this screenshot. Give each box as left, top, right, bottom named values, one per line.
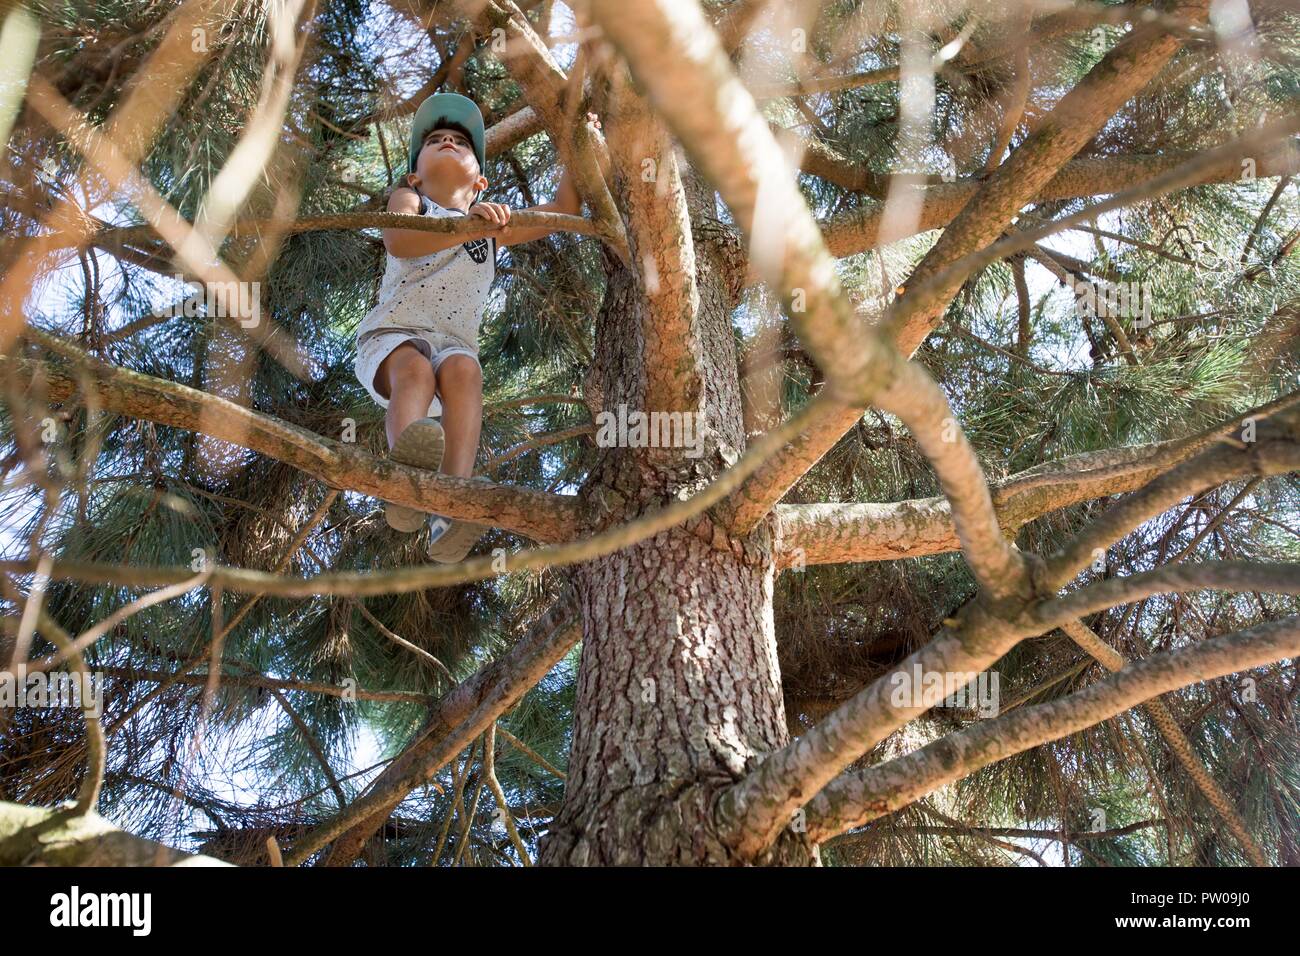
left=428, top=519, right=486, bottom=563
left=386, top=418, right=445, bottom=532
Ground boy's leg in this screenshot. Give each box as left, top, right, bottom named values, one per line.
left=434, top=354, right=483, bottom=477
left=375, top=341, right=445, bottom=532
left=376, top=342, right=438, bottom=450
left=425, top=352, right=485, bottom=562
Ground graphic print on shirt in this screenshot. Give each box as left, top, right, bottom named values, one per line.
left=355, top=190, right=495, bottom=353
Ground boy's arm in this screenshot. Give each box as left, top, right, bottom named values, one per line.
left=479, top=112, right=599, bottom=249
left=382, top=186, right=467, bottom=259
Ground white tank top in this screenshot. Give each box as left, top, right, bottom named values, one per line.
left=357, top=190, right=497, bottom=349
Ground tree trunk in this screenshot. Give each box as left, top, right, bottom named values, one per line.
left=538, top=524, right=816, bottom=864
left=538, top=167, right=814, bottom=865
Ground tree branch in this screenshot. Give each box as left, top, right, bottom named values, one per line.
left=602, top=61, right=704, bottom=413
left=775, top=392, right=1300, bottom=567
left=882, top=0, right=1210, bottom=360
left=1057, top=618, right=1267, bottom=866
left=6, top=335, right=579, bottom=544
left=721, top=134, right=1300, bottom=540
left=0, top=0, right=238, bottom=355
left=76, top=209, right=596, bottom=255
left=0, top=800, right=232, bottom=866
left=1022, top=562, right=1300, bottom=634
left=96, top=665, right=433, bottom=703
left=818, top=142, right=1300, bottom=261
left=804, top=613, right=1300, bottom=845
left=825, top=817, right=1164, bottom=849
left=0, top=388, right=840, bottom=596
left=721, top=440, right=1297, bottom=863
left=1042, top=411, right=1300, bottom=590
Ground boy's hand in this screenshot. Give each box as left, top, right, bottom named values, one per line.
left=480, top=117, right=599, bottom=248
left=469, top=201, right=512, bottom=237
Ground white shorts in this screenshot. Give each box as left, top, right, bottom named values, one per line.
left=354, top=329, right=480, bottom=419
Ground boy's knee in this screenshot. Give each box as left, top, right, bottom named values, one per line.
left=438, top=354, right=482, bottom=389
left=380, top=343, right=434, bottom=391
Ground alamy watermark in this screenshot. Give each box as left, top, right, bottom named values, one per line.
left=1068, top=274, right=1154, bottom=329
left=1, top=666, right=103, bottom=718
left=889, top=664, right=1001, bottom=718
left=50, top=886, right=150, bottom=936
left=165, top=274, right=261, bottom=328
left=594, top=403, right=705, bottom=458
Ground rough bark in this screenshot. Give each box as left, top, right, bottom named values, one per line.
left=539, top=525, right=812, bottom=864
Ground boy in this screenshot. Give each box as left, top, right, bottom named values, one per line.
left=353, top=92, right=597, bottom=562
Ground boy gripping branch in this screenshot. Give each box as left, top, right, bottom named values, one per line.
left=353, top=92, right=598, bottom=562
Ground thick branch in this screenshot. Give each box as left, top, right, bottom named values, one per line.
left=719, top=426, right=1298, bottom=860
left=722, top=397, right=865, bottom=534
left=0, top=800, right=232, bottom=866
left=1023, top=562, right=1300, bottom=634
left=818, top=143, right=1300, bottom=262
left=603, top=62, right=703, bottom=413
left=81, top=209, right=595, bottom=256
left=776, top=393, right=1300, bottom=566
left=6, top=345, right=578, bottom=543
left=805, top=614, right=1300, bottom=844
left=723, top=140, right=1300, bottom=537
left=1042, top=412, right=1300, bottom=589
left=0, top=389, right=840, bottom=596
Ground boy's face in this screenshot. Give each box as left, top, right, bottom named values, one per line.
left=413, top=127, right=485, bottom=196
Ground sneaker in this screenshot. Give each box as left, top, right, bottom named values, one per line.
left=427, top=514, right=487, bottom=563
left=385, top=418, right=445, bottom=532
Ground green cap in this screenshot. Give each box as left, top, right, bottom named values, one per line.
left=408, top=93, right=487, bottom=201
